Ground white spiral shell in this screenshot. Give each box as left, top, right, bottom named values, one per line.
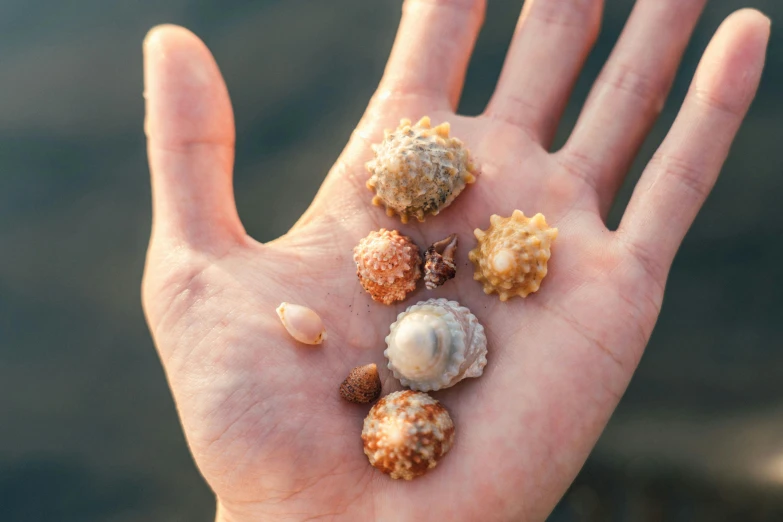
left=384, top=298, right=487, bottom=391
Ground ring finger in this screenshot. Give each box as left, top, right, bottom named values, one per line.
left=557, top=0, right=707, bottom=218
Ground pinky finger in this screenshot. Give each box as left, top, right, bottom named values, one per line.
left=617, top=9, right=770, bottom=284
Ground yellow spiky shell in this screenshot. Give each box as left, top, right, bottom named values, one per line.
left=468, top=211, right=558, bottom=301
left=366, top=116, right=476, bottom=223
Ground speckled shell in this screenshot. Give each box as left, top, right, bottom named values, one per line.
left=353, top=229, right=422, bottom=305
left=362, top=390, right=455, bottom=480
left=366, top=116, right=477, bottom=223
left=384, top=298, right=487, bottom=392
left=340, top=364, right=382, bottom=404
left=469, top=210, right=558, bottom=301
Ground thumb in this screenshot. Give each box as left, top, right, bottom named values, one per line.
left=144, top=24, right=245, bottom=253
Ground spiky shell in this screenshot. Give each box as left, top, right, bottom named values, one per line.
left=340, top=364, right=382, bottom=404
left=366, top=116, right=477, bottom=223
left=353, top=229, right=422, bottom=305
left=361, top=390, right=455, bottom=480
left=469, top=210, right=558, bottom=301
left=384, top=298, right=487, bottom=392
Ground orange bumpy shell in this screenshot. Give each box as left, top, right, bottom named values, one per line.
left=366, top=116, right=476, bottom=223
left=361, top=390, right=455, bottom=480
left=353, top=229, right=421, bottom=305
left=468, top=211, right=558, bottom=301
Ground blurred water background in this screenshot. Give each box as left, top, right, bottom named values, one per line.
left=1, top=1, right=782, bottom=520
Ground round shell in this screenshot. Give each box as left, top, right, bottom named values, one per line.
left=353, top=229, right=421, bottom=305
left=361, top=390, right=455, bottom=480
left=469, top=210, right=558, bottom=301
left=275, top=302, right=326, bottom=345
left=384, top=298, right=487, bottom=392
left=340, top=363, right=382, bottom=404
left=366, top=116, right=477, bottom=223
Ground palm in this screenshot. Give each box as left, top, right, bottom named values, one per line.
left=142, top=3, right=768, bottom=521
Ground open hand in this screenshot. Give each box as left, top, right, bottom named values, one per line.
left=142, top=2, right=769, bottom=520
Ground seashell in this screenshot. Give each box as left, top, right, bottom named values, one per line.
left=469, top=210, right=558, bottom=301
left=340, top=363, right=382, bottom=404
left=276, top=302, right=326, bottom=345
left=384, top=298, right=487, bottom=391
left=353, top=229, right=422, bottom=305
left=424, top=234, right=458, bottom=290
left=366, top=116, right=477, bottom=223
left=361, top=390, right=455, bottom=480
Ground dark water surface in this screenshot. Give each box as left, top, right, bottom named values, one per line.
left=1, top=1, right=782, bottom=520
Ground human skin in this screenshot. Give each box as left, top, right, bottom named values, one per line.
left=141, top=1, right=769, bottom=521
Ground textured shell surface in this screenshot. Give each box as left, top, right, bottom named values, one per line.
left=340, top=363, right=382, bottom=404
left=469, top=210, right=558, bottom=301
left=361, top=390, right=455, bottom=480
left=384, top=298, right=487, bottom=392
left=366, top=116, right=477, bottom=223
left=275, top=302, right=326, bottom=345
left=424, top=234, right=458, bottom=290
left=353, top=229, right=421, bottom=305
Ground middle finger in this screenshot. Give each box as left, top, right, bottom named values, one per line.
left=485, top=0, right=603, bottom=146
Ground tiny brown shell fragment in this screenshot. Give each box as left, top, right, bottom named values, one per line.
left=424, top=234, right=458, bottom=290
left=340, top=364, right=382, bottom=404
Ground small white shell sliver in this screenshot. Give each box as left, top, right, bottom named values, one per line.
left=276, top=302, right=327, bottom=345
